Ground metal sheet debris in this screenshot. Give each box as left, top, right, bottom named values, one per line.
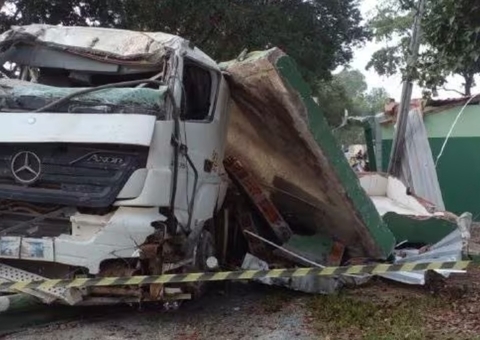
left=397, top=108, right=445, bottom=210
left=241, top=253, right=343, bottom=295
left=378, top=215, right=470, bottom=285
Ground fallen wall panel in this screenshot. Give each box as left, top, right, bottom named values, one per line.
left=220, top=48, right=395, bottom=259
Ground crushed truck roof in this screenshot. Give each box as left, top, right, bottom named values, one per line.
left=0, top=24, right=219, bottom=69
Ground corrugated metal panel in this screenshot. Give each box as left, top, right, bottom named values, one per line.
left=399, top=108, right=445, bottom=210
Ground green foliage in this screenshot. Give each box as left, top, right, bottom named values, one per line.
left=420, top=0, right=480, bottom=95
left=333, top=126, right=365, bottom=146
left=314, top=68, right=390, bottom=145
left=332, top=85, right=390, bottom=146
left=0, top=0, right=370, bottom=84
left=335, top=69, right=368, bottom=99
left=315, top=68, right=390, bottom=124
left=369, top=5, right=413, bottom=41
left=315, top=77, right=351, bottom=128
left=367, top=46, right=403, bottom=77
left=366, top=0, right=413, bottom=77
left=364, top=87, right=391, bottom=114
left=368, top=0, right=480, bottom=96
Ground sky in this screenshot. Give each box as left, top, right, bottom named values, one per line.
left=349, top=0, right=479, bottom=101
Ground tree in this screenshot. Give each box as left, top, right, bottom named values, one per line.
left=368, top=0, right=480, bottom=97
left=332, top=85, right=390, bottom=147
left=335, top=69, right=368, bottom=99
left=314, top=68, right=390, bottom=127
left=315, top=77, right=351, bottom=128
left=420, top=0, right=480, bottom=96
left=0, top=0, right=370, bottom=84
left=366, top=0, right=413, bottom=78
left=364, top=87, right=391, bottom=114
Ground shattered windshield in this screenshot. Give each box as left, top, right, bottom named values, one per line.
left=0, top=26, right=171, bottom=118
left=0, top=78, right=169, bottom=117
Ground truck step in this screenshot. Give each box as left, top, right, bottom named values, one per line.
left=0, top=263, right=81, bottom=305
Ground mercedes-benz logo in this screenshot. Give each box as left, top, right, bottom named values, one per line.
left=10, top=151, right=42, bottom=185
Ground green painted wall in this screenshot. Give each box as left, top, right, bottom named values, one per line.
left=380, top=105, right=480, bottom=219
left=381, top=106, right=480, bottom=139
left=277, top=55, right=396, bottom=259
left=423, top=106, right=480, bottom=138
left=384, top=213, right=457, bottom=245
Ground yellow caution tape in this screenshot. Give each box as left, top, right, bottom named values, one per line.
left=0, top=261, right=474, bottom=291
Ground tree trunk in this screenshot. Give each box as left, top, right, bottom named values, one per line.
left=464, top=73, right=474, bottom=97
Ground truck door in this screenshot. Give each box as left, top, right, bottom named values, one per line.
left=174, top=58, right=230, bottom=228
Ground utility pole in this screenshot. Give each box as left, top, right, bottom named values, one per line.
left=387, top=0, right=426, bottom=177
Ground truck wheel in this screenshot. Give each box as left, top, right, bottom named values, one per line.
left=190, top=229, right=215, bottom=299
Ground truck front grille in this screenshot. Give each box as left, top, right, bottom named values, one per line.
left=0, top=143, right=148, bottom=207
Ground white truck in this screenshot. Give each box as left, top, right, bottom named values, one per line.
left=0, top=25, right=234, bottom=304
left=0, top=24, right=404, bottom=306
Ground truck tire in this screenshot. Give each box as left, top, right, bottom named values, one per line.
left=190, top=229, right=215, bottom=299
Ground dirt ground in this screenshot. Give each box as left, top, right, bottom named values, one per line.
left=3, top=283, right=315, bottom=340
left=4, top=270, right=480, bottom=340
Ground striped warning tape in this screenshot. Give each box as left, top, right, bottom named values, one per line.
left=0, top=261, right=475, bottom=291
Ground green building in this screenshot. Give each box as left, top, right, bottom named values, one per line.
left=379, top=97, right=480, bottom=219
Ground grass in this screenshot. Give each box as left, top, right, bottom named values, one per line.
left=253, top=274, right=480, bottom=339
left=306, top=290, right=448, bottom=340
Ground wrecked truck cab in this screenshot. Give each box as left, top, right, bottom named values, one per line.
left=0, top=24, right=230, bottom=304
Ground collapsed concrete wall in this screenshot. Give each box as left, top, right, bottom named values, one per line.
left=220, top=48, right=396, bottom=259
